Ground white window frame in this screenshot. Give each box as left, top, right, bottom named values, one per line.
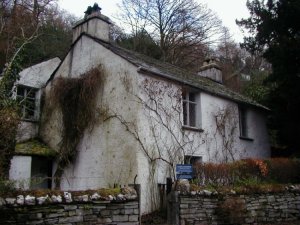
left=16, top=85, right=39, bottom=121
left=182, top=90, right=201, bottom=129
left=239, top=105, right=252, bottom=140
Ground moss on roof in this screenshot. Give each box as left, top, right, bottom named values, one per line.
left=15, top=139, right=57, bottom=158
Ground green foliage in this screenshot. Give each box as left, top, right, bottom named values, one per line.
left=0, top=45, right=23, bottom=179
left=243, top=71, right=270, bottom=104
left=237, top=0, right=300, bottom=152
left=0, top=179, right=16, bottom=196
left=0, top=108, right=20, bottom=179
left=0, top=54, right=22, bottom=105
left=49, top=68, right=103, bottom=188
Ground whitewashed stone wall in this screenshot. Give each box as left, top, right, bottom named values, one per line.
left=135, top=74, right=270, bottom=213
left=9, top=156, right=32, bottom=189
left=40, top=35, right=141, bottom=192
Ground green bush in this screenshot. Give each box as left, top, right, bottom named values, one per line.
left=0, top=179, right=16, bottom=196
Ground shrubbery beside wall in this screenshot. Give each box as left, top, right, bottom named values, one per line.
left=193, top=158, right=300, bottom=186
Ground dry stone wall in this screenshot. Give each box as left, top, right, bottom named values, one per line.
left=0, top=200, right=139, bottom=225
left=0, top=187, right=140, bottom=225
left=177, top=191, right=300, bottom=225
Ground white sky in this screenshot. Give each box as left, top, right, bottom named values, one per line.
left=58, top=0, right=249, bottom=42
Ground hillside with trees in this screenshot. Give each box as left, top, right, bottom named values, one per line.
left=237, top=0, right=300, bottom=155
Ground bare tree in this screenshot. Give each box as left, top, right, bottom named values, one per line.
left=0, top=0, right=61, bottom=69
left=117, top=0, right=223, bottom=69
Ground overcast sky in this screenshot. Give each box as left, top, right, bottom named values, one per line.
left=58, top=0, right=250, bottom=43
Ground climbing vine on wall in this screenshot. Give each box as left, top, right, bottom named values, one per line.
left=0, top=51, right=23, bottom=179
left=0, top=108, right=19, bottom=179
left=49, top=67, right=103, bottom=188
left=213, top=106, right=238, bottom=162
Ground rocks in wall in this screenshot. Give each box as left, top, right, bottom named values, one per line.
left=0, top=186, right=138, bottom=207
left=177, top=190, right=300, bottom=225
left=0, top=187, right=140, bottom=225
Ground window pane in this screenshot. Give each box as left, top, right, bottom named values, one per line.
left=27, top=89, right=36, bottom=99
left=240, top=107, right=248, bottom=137
left=183, top=101, right=187, bottom=125
left=189, top=103, right=196, bottom=127
left=189, top=93, right=195, bottom=102
left=17, top=87, right=25, bottom=96
left=17, top=86, right=37, bottom=120
left=182, top=91, right=187, bottom=100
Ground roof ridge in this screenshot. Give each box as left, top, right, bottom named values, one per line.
left=49, top=33, right=269, bottom=111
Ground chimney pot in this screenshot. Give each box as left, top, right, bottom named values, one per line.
left=72, top=4, right=111, bottom=43
left=198, top=58, right=223, bottom=83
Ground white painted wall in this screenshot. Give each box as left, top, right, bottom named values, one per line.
left=9, top=156, right=32, bottom=189
left=40, top=35, right=140, bottom=191
left=199, top=92, right=270, bottom=162
left=72, top=16, right=110, bottom=43
left=133, top=74, right=270, bottom=213
left=16, top=121, right=39, bottom=142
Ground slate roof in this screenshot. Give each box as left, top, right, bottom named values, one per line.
left=90, top=35, right=268, bottom=110
left=50, top=32, right=268, bottom=111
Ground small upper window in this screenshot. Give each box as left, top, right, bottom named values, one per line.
left=239, top=106, right=248, bottom=138
left=183, top=91, right=197, bottom=127
left=17, top=86, right=38, bottom=120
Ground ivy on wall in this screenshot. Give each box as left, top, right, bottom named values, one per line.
left=49, top=67, right=103, bottom=188
left=0, top=52, right=23, bottom=180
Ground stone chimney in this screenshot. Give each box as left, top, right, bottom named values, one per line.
left=197, top=58, right=222, bottom=83
left=72, top=3, right=111, bottom=43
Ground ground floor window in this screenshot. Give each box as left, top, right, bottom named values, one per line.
left=184, top=155, right=202, bottom=165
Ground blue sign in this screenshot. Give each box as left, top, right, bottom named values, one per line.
left=176, top=164, right=193, bottom=179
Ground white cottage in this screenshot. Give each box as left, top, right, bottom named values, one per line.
left=10, top=8, right=270, bottom=213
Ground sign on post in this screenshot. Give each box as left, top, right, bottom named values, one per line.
left=176, top=164, right=193, bottom=179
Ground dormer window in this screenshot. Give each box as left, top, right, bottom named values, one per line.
left=16, top=85, right=38, bottom=121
